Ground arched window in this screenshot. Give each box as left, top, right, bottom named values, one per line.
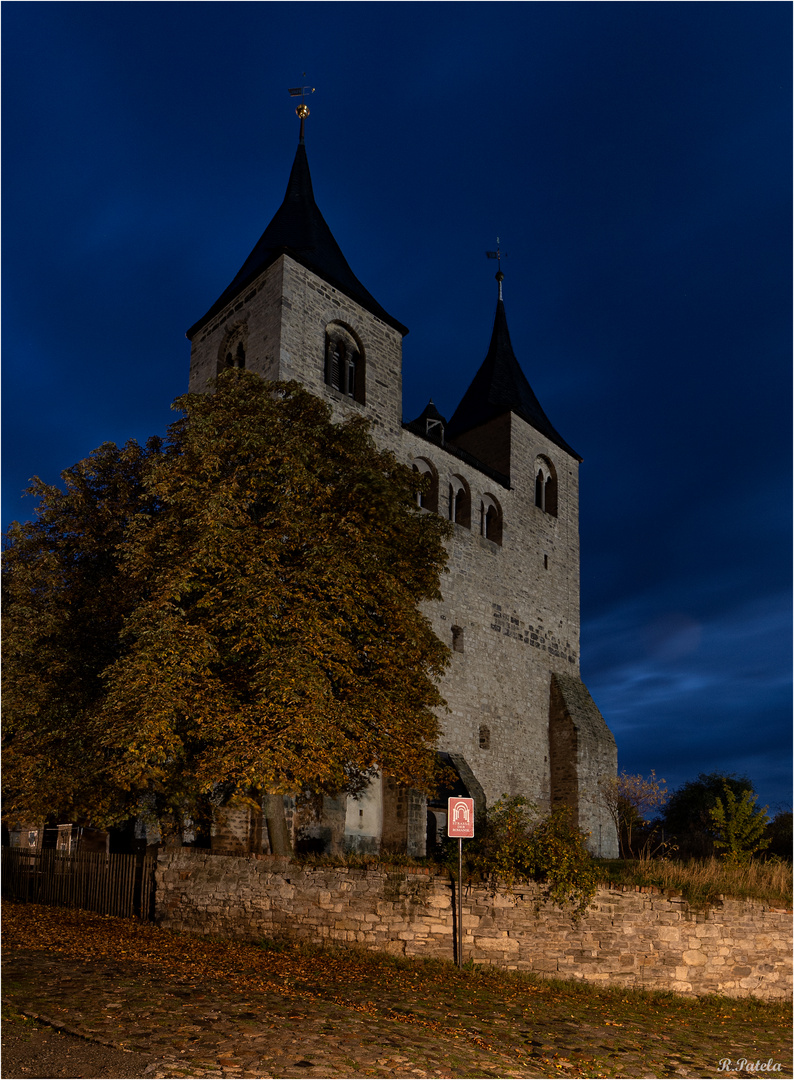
left=223, top=347, right=245, bottom=369
left=325, top=323, right=365, bottom=404
left=217, top=324, right=248, bottom=376
left=480, top=493, right=503, bottom=545
left=533, top=456, right=558, bottom=517
left=448, top=475, right=471, bottom=528
left=412, top=458, right=439, bottom=513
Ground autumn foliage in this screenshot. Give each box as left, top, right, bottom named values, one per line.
left=599, top=770, right=669, bottom=859
left=3, top=373, right=451, bottom=835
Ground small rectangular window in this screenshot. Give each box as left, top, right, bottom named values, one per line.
left=452, top=625, right=464, bottom=653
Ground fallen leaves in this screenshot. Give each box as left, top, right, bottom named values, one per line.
left=3, top=900, right=792, bottom=1080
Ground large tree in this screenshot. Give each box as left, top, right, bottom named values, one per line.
left=3, top=374, right=451, bottom=845
left=2, top=437, right=164, bottom=827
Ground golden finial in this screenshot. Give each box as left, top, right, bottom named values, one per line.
left=288, top=78, right=315, bottom=142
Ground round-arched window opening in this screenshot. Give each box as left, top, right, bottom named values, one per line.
left=325, top=323, right=365, bottom=404
left=217, top=324, right=248, bottom=376
left=448, top=475, right=471, bottom=528
left=534, top=456, right=558, bottom=517
left=480, top=493, right=503, bottom=545
left=412, top=458, right=439, bottom=513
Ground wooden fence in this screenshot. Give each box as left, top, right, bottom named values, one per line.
left=1, top=848, right=156, bottom=920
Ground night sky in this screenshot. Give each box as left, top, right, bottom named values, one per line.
left=3, top=3, right=791, bottom=813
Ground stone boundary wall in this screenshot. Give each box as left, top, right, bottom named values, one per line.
left=156, top=851, right=792, bottom=1000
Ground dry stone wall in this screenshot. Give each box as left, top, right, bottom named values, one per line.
left=157, top=851, right=792, bottom=1000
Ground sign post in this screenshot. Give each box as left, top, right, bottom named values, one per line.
left=447, top=797, right=474, bottom=968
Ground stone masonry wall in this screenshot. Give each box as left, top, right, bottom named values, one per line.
left=189, top=255, right=405, bottom=443
left=401, top=413, right=617, bottom=855
left=186, top=251, right=619, bottom=857
left=401, top=419, right=582, bottom=818
left=157, top=851, right=792, bottom=1000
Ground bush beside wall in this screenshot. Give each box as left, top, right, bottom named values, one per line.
left=156, top=850, right=792, bottom=1000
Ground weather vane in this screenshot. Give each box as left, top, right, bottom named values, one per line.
left=486, top=237, right=506, bottom=299
left=288, top=77, right=315, bottom=141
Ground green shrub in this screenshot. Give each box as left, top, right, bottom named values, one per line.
left=709, top=785, right=771, bottom=863
left=463, top=796, right=598, bottom=915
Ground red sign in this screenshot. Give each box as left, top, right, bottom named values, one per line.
left=448, top=797, right=474, bottom=838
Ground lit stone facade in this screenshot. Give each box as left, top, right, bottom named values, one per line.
left=187, top=135, right=618, bottom=860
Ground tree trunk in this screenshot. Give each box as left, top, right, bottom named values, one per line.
left=159, top=811, right=184, bottom=849
left=264, top=793, right=292, bottom=856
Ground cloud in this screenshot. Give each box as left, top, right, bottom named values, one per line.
left=582, top=590, right=791, bottom=806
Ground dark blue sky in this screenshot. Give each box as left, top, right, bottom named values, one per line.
left=3, top=3, right=791, bottom=812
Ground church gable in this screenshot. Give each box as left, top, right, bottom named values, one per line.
left=446, top=412, right=513, bottom=480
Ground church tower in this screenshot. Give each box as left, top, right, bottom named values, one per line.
left=187, top=117, right=407, bottom=446
left=407, top=268, right=617, bottom=857
left=186, top=110, right=618, bottom=860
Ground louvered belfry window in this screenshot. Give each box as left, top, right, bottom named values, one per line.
left=325, top=325, right=364, bottom=404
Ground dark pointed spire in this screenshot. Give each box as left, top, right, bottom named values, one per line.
left=446, top=276, right=580, bottom=461
left=187, top=122, right=407, bottom=339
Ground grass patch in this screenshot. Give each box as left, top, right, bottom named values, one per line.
left=595, top=856, right=792, bottom=908
left=294, top=847, right=792, bottom=908
left=1, top=1001, right=36, bottom=1026
left=255, top=936, right=293, bottom=954
left=265, top=937, right=785, bottom=1022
